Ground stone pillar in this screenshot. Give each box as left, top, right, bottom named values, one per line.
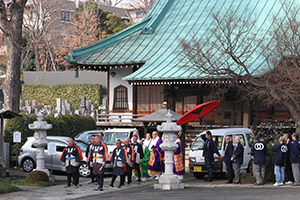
left=154, top=110, right=184, bottom=190
left=80, top=96, right=86, bottom=114
left=56, top=98, right=62, bottom=114
left=28, top=113, right=52, bottom=176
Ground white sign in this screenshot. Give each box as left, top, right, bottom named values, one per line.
left=48, top=142, right=57, bottom=155
left=13, top=131, right=21, bottom=143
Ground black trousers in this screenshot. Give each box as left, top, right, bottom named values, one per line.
left=286, top=162, right=294, bottom=182
left=205, top=157, right=213, bottom=180
left=90, top=167, right=95, bottom=182
left=226, top=163, right=234, bottom=183
left=134, top=163, right=141, bottom=182
left=95, top=173, right=104, bottom=188
left=73, top=166, right=80, bottom=185
left=110, top=174, right=125, bottom=186
left=123, top=171, right=132, bottom=184
left=67, top=172, right=78, bottom=186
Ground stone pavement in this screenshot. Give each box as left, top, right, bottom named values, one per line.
left=0, top=176, right=155, bottom=200
left=1, top=171, right=300, bottom=200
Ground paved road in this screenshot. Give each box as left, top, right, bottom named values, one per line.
left=80, top=185, right=300, bottom=200
left=5, top=168, right=300, bottom=200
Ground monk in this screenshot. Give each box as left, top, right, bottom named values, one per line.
left=148, top=131, right=164, bottom=180
left=173, top=135, right=184, bottom=182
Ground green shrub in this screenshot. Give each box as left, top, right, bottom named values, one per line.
left=26, top=171, right=49, bottom=183
left=4, top=113, right=96, bottom=163
left=22, top=84, right=103, bottom=110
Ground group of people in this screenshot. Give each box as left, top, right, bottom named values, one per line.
left=204, top=130, right=300, bottom=186
left=59, top=130, right=185, bottom=190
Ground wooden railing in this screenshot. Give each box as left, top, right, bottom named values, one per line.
left=96, top=113, right=145, bottom=123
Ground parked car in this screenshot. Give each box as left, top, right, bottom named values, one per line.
left=189, top=128, right=255, bottom=179
left=18, top=136, right=91, bottom=177
left=75, top=130, right=104, bottom=144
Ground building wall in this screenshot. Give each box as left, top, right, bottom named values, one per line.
left=109, top=68, right=133, bottom=112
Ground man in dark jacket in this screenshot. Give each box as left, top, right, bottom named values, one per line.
left=60, top=137, right=81, bottom=188
left=272, top=137, right=287, bottom=186
left=201, top=131, right=222, bottom=182
left=88, top=135, right=107, bottom=191
left=109, top=140, right=127, bottom=188
left=231, top=136, right=244, bottom=184
left=131, top=135, right=144, bottom=184
left=223, top=136, right=234, bottom=183
left=251, top=135, right=267, bottom=186
left=86, top=135, right=96, bottom=184
left=283, top=134, right=294, bottom=184
left=290, top=133, right=300, bottom=186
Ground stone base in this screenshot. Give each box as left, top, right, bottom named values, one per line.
left=33, top=168, right=50, bottom=177
left=154, top=183, right=184, bottom=190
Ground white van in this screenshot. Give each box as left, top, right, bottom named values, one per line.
left=189, top=128, right=255, bottom=179
left=103, top=128, right=139, bottom=156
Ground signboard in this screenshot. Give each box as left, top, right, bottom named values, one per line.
left=48, top=142, right=56, bottom=155
left=13, top=132, right=21, bottom=143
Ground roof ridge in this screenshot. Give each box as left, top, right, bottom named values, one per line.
left=142, top=0, right=174, bottom=34
left=68, top=18, right=151, bottom=60
left=66, top=0, right=167, bottom=60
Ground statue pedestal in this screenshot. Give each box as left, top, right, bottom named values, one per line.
left=154, top=110, right=184, bottom=190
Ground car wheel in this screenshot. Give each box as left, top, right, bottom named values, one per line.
left=79, top=162, right=90, bottom=177
left=246, top=161, right=253, bottom=174
left=22, top=158, right=35, bottom=172
left=193, top=172, right=205, bottom=179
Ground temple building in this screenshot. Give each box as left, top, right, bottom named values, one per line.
left=64, top=0, right=297, bottom=132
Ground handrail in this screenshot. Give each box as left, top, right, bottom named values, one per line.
left=96, top=113, right=145, bottom=123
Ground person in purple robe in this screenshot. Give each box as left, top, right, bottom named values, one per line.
left=173, top=135, right=184, bottom=182
left=148, top=131, right=164, bottom=180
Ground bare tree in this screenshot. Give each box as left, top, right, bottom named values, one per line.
left=128, top=0, right=155, bottom=14
left=94, top=0, right=123, bottom=7
left=180, top=2, right=300, bottom=132
left=55, top=0, right=104, bottom=68
left=0, top=0, right=27, bottom=112
left=22, top=0, right=71, bottom=72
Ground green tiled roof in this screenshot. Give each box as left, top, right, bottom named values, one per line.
left=64, top=0, right=296, bottom=81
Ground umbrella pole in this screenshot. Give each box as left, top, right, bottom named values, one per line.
left=200, top=117, right=207, bottom=130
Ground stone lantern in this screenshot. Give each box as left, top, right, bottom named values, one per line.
left=154, top=110, right=184, bottom=190
left=28, top=113, right=52, bottom=176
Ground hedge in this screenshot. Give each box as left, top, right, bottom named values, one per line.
left=22, top=84, right=103, bottom=110
left=4, top=113, right=96, bottom=163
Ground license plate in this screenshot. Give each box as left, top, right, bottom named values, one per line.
left=194, top=166, right=202, bottom=172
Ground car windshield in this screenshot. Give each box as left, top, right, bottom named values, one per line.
left=75, top=140, right=88, bottom=152
left=103, top=132, right=129, bottom=145
left=191, top=135, right=223, bottom=150
left=75, top=131, right=100, bottom=143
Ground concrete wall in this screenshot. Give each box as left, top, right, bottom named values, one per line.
left=23, top=71, right=107, bottom=93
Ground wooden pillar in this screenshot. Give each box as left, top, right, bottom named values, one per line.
left=169, top=96, right=176, bottom=111
left=107, top=69, right=110, bottom=114
left=243, top=104, right=251, bottom=128
left=133, top=85, right=137, bottom=115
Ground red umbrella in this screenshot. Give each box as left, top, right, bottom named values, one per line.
left=177, top=100, right=221, bottom=125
